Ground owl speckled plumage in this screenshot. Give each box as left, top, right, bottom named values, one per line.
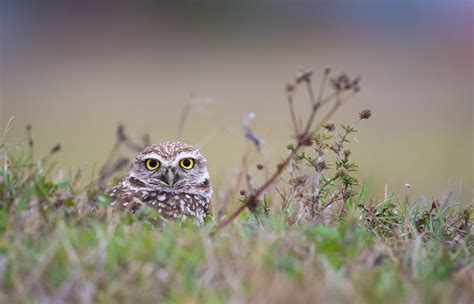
left=108, top=141, right=212, bottom=224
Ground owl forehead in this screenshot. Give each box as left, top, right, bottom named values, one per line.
left=138, top=142, right=201, bottom=162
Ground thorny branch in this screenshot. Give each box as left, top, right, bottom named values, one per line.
left=214, top=68, right=361, bottom=231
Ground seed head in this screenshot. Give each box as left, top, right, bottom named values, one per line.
left=343, top=148, right=351, bottom=158
left=246, top=194, right=259, bottom=212
left=359, top=109, right=372, bottom=120
left=51, top=144, right=61, bottom=154
left=337, top=167, right=348, bottom=177
left=296, top=70, right=313, bottom=84
left=338, top=73, right=349, bottom=85
left=352, top=76, right=361, bottom=86
left=240, top=190, right=246, bottom=196
left=286, top=83, right=295, bottom=93
left=330, top=78, right=341, bottom=91
left=297, top=132, right=313, bottom=146
left=323, top=122, right=336, bottom=131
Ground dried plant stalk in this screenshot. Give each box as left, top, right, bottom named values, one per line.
left=214, top=68, right=360, bottom=231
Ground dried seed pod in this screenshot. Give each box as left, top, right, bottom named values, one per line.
left=359, top=109, right=372, bottom=120
left=323, top=122, right=336, bottom=131
left=296, top=70, right=313, bottom=84
left=343, top=148, right=351, bottom=158
left=286, top=83, right=295, bottom=93
left=51, top=144, right=61, bottom=154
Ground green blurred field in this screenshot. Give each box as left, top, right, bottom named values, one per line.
left=0, top=144, right=472, bottom=303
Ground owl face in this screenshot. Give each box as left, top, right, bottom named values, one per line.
left=128, top=142, right=210, bottom=193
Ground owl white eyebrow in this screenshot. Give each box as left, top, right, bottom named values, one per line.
left=139, top=153, right=165, bottom=162
left=176, top=152, right=198, bottom=159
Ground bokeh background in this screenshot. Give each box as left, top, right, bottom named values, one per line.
left=1, top=1, right=472, bottom=201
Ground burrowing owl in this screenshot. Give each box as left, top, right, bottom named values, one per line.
left=108, top=141, right=212, bottom=224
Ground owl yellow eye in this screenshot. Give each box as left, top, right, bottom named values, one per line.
left=145, top=159, right=160, bottom=171
left=179, top=158, right=194, bottom=170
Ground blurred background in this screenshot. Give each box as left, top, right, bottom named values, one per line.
left=0, top=1, right=472, bottom=201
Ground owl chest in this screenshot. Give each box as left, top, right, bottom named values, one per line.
left=140, top=191, right=210, bottom=220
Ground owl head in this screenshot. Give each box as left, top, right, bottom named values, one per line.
left=124, top=141, right=210, bottom=194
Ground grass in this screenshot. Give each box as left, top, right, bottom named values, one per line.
left=0, top=69, right=472, bottom=303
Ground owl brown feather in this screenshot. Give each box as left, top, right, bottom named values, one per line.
left=108, top=142, right=212, bottom=225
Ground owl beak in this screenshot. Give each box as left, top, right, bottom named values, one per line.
left=166, top=169, right=176, bottom=187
